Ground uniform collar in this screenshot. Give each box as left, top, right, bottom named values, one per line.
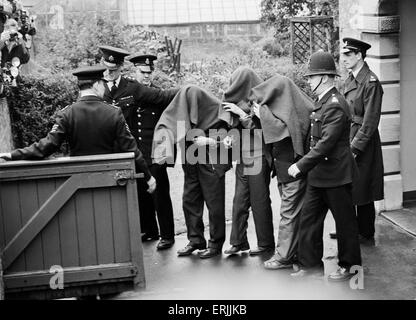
left=79, top=95, right=103, bottom=102
left=318, top=86, right=336, bottom=102
left=352, top=62, right=370, bottom=84
left=315, top=87, right=338, bottom=110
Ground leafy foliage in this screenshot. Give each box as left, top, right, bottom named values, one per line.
left=9, top=13, right=314, bottom=148
left=260, top=0, right=339, bottom=35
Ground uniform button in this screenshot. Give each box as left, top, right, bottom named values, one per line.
left=138, top=114, right=142, bottom=117
left=138, top=129, right=142, bottom=133
left=139, top=137, right=142, bottom=141
left=152, top=112, right=155, bottom=115
left=127, top=104, right=130, bottom=107
left=311, top=124, right=314, bottom=127
left=138, top=122, right=142, bottom=126
left=325, top=157, right=328, bottom=161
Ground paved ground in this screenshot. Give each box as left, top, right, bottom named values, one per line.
left=114, top=198, right=416, bottom=300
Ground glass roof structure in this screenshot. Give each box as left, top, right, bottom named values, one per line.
left=126, top=0, right=262, bottom=25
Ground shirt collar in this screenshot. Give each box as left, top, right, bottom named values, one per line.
left=318, top=86, right=335, bottom=102
left=105, top=76, right=121, bottom=87
left=352, top=63, right=365, bottom=79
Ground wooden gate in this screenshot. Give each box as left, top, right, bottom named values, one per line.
left=0, top=153, right=145, bottom=300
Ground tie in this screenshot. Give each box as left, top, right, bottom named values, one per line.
left=110, top=81, right=118, bottom=96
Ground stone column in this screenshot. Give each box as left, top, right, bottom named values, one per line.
left=340, top=0, right=402, bottom=211
left=359, top=0, right=401, bottom=211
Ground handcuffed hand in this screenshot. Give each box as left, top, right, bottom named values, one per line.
left=146, top=176, right=157, bottom=194
left=252, top=101, right=261, bottom=119
left=288, top=164, right=301, bottom=178
left=222, top=102, right=247, bottom=118
left=223, top=135, right=234, bottom=149
left=193, top=136, right=217, bottom=149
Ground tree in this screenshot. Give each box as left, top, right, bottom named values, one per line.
left=260, top=0, right=338, bottom=36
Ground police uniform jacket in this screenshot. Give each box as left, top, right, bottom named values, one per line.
left=296, top=88, right=357, bottom=188
left=103, top=77, right=178, bottom=164
left=342, top=62, right=384, bottom=204
left=11, top=95, right=152, bottom=180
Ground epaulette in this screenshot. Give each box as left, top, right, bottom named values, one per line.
left=331, top=94, right=339, bottom=104
left=370, top=75, right=377, bottom=83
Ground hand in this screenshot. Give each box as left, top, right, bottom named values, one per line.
left=288, top=164, right=301, bottom=178
left=222, top=102, right=246, bottom=118
left=223, top=135, right=234, bottom=149
left=252, top=101, right=261, bottom=119
left=193, top=136, right=217, bottom=149
left=0, top=31, right=10, bottom=43
left=146, top=176, right=157, bottom=194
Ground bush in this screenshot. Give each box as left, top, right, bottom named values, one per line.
left=8, top=73, right=78, bottom=148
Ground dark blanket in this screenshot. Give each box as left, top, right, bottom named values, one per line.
left=250, top=74, right=314, bottom=157
left=152, top=85, right=223, bottom=164
left=219, top=66, right=263, bottom=127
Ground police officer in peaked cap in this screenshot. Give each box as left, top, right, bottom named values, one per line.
left=288, top=51, right=362, bottom=282
left=0, top=65, right=157, bottom=195
left=99, top=45, right=179, bottom=249
left=126, top=52, right=177, bottom=251
left=129, top=53, right=157, bottom=87
left=335, top=37, right=384, bottom=243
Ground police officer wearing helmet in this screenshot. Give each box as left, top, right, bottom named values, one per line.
left=99, top=45, right=179, bottom=249
left=288, top=51, right=362, bottom=281
left=127, top=53, right=176, bottom=251
left=0, top=65, right=156, bottom=195
left=336, top=38, right=384, bottom=243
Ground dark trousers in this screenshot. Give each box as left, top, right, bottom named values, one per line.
left=182, top=163, right=226, bottom=250
left=230, top=157, right=275, bottom=248
left=298, top=183, right=362, bottom=269
left=357, top=202, right=376, bottom=238
left=138, top=164, right=175, bottom=239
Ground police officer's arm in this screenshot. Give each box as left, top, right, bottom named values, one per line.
left=10, top=112, right=67, bottom=160
left=134, top=84, right=179, bottom=109
left=114, top=109, right=152, bottom=181
left=351, top=81, right=383, bottom=154
left=296, top=104, right=346, bottom=174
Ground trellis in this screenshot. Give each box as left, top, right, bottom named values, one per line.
left=290, top=16, right=335, bottom=65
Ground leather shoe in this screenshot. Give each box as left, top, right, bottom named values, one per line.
left=249, top=246, right=274, bottom=256
left=328, top=267, right=353, bottom=282
left=290, top=268, right=324, bottom=278
left=199, top=248, right=222, bottom=259
left=157, top=239, right=175, bottom=250
left=142, top=233, right=159, bottom=242
left=264, top=256, right=293, bottom=270
left=224, top=243, right=250, bottom=255
left=329, top=231, right=337, bottom=239
left=177, top=243, right=206, bottom=256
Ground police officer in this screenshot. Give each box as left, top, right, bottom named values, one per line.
left=98, top=45, right=179, bottom=247
left=126, top=53, right=176, bottom=250
left=288, top=51, right=362, bottom=281
left=338, top=38, right=384, bottom=242
left=0, top=65, right=157, bottom=195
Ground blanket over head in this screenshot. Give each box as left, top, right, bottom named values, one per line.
left=250, top=74, right=314, bottom=157
left=219, top=66, right=263, bottom=127
left=152, top=85, right=223, bottom=165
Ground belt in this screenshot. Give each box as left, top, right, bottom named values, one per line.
left=352, top=115, right=363, bottom=125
